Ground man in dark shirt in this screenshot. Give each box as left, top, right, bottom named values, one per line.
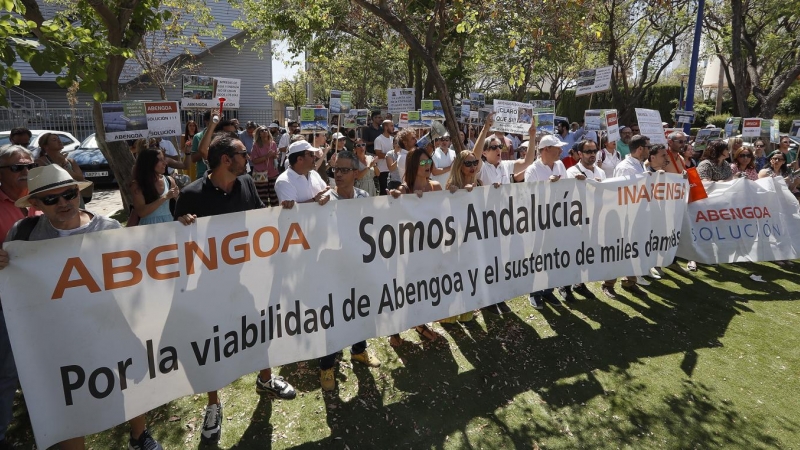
left=173, top=132, right=297, bottom=445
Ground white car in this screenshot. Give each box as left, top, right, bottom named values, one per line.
left=0, top=129, right=81, bottom=156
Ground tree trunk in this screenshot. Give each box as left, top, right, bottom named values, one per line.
left=93, top=56, right=136, bottom=212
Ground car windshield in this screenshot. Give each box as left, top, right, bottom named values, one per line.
left=80, top=135, right=99, bottom=150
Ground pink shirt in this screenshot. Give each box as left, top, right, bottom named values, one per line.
left=0, top=188, right=39, bottom=244
left=251, top=141, right=279, bottom=177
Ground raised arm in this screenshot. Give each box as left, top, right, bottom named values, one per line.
left=472, top=113, right=494, bottom=171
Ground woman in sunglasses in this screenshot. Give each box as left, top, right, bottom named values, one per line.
left=753, top=139, right=768, bottom=171
left=130, top=147, right=180, bottom=225
left=387, top=147, right=442, bottom=344
left=759, top=150, right=799, bottom=192
left=353, top=138, right=379, bottom=197
left=730, top=146, right=758, bottom=180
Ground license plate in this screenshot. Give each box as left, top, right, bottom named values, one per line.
left=84, top=171, right=108, bottom=177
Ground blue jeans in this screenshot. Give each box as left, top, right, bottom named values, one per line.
left=318, top=341, right=367, bottom=370
left=0, top=310, right=18, bottom=441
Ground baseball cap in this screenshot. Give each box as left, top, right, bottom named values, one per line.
left=538, top=134, right=563, bottom=150
left=288, top=140, right=313, bottom=156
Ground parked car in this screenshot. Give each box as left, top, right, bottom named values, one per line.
left=70, top=134, right=116, bottom=185
left=0, top=129, right=81, bottom=156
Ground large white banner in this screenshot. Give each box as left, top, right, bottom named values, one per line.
left=676, top=177, right=800, bottom=263
left=0, top=175, right=687, bottom=448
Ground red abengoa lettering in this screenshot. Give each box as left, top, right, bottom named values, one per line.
left=51, top=224, right=310, bottom=299
left=695, top=207, right=771, bottom=222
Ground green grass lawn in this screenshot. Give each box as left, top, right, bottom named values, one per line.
left=7, top=260, right=800, bottom=449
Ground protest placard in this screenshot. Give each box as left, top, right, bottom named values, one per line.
left=181, top=75, right=241, bottom=109
left=529, top=100, right=555, bottom=115
left=329, top=90, right=352, bottom=114
left=0, top=175, right=688, bottom=448
left=407, top=111, right=425, bottom=128
left=421, top=100, right=445, bottom=121
left=398, top=112, right=409, bottom=129
left=635, top=108, right=668, bottom=145
left=693, top=128, right=723, bottom=152
left=790, top=120, right=800, bottom=138
left=575, top=66, right=613, bottom=96
left=536, top=113, right=555, bottom=134
left=742, top=118, right=761, bottom=137
left=725, top=117, right=742, bottom=137
left=144, top=102, right=181, bottom=138
left=101, top=102, right=149, bottom=142
left=388, top=88, right=415, bottom=114
left=492, top=100, right=533, bottom=134
left=300, top=107, right=328, bottom=132
left=677, top=177, right=800, bottom=263
left=674, top=110, right=695, bottom=125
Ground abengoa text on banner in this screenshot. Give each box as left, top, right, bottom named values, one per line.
left=677, top=177, right=800, bottom=263
left=0, top=174, right=687, bottom=447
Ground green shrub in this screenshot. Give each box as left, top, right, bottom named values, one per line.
left=706, top=114, right=730, bottom=128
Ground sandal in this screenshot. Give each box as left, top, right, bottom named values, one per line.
left=415, top=324, right=439, bottom=342
left=388, top=334, right=404, bottom=347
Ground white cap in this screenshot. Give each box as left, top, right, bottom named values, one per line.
left=538, top=134, right=563, bottom=150
left=288, top=140, right=313, bottom=156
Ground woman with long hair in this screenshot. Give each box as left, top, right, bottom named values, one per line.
left=386, top=147, right=443, bottom=345
left=597, top=133, right=622, bottom=178
left=35, top=133, right=85, bottom=183
left=696, top=140, right=733, bottom=182
left=759, top=150, right=800, bottom=191
left=131, top=147, right=179, bottom=225
left=250, top=125, right=280, bottom=206
left=730, top=146, right=758, bottom=180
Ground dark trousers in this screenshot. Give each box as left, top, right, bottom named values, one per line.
left=319, top=341, right=367, bottom=370
left=378, top=172, right=389, bottom=195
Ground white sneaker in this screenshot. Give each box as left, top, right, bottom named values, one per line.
left=648, top=267, right=664, bottom=279
left=201, top=403, right=222, bottom=444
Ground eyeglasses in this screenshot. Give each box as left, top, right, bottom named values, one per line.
left=355, top=143, right=366, bottom=148
left=771, top=157, right=785, bottom=162
left=487, top=145, right=502, bottom=150
left=35, top=187, right=79, bottom=206
left=0, top=163, right=37, bottom=172
left=738, top=154, right=753, bottom=158
left=439, top=137, right=451, bottom=141
left=419, top=159, right=433, bottom=166
left=582, top=150, right=598, bottom=154
left=755, top=144, right=765, bottom=147
left=463, top=160, right=479, bottom=167
left=337, top=137, right=346, bottom=141
left=331, top=167, right=355, bottom=174
left=781, top=141, right=790, bottom=145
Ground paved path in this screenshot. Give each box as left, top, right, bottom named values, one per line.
left=90, top=187, right=124, bottom=218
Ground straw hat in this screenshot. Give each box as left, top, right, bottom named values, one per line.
left=15, top=165, right=93, bottom=207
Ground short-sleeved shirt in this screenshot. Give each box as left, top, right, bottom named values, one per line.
left=696, top=159, right=733, bottom=181
left=431, top=147, right=456, bottom=186
left=0, top=189, right=38, bottom=245
left=616, top=141, right=631, bottom=157
left=191, top=130, right=208, bottom=179
left=524, top=159, right=567, bottom=182
left=275, top=167, right=328, bottom=203
left=479, top=160, right=516, bottom=186
left=386, top=149, right=407, bottom=182
left=159, top=139, right=179, bottom=175
left=363, top=124, right=383, bottom=155
left=613, top=155, right=645, bottom=177
left=598, top=149, right=623, bottom=179
left=566, top=161, right=607, bottom=181
left=330, top=187, right=369, bottom=200
left=238, top=130, right=255, bottom=153
left=173, top=173, right=264, bottom=219
left=373, top=134, right=393, bottom=173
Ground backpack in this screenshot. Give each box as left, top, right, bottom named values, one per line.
left=14, top=216, right=41, bottom=241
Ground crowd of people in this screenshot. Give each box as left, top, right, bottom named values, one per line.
left=0, top=112, right=797, bottom=449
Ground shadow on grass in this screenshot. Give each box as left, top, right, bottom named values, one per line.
left=285, top=265, right=799, bottom=449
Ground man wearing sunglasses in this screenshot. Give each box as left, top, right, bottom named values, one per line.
left=8, top=128, right=31, bottom=148
left=0, top=145, right=40, bottom=450
left=275, top=140, right=331, bottom=209
left=1, top=165, right=165, bottom=450
left=664, top=131, right=689, bottom=174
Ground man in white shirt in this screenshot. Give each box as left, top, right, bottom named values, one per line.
left=275, top=140, right=331, bottom=208
left=605, top=134, right=651, bottom=298
left=560, top=140, right=605, bottom=303
left=475, top=114, right=536, bottom=187
left=566, top=140, right=606, bottom=181
left=431, top=133, right=456, bottom=185
left=613, top=135, right=650, bottom=178
left=524, top=134, right=568, bottom=309
left=372, top=119, right=394, bottom=195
